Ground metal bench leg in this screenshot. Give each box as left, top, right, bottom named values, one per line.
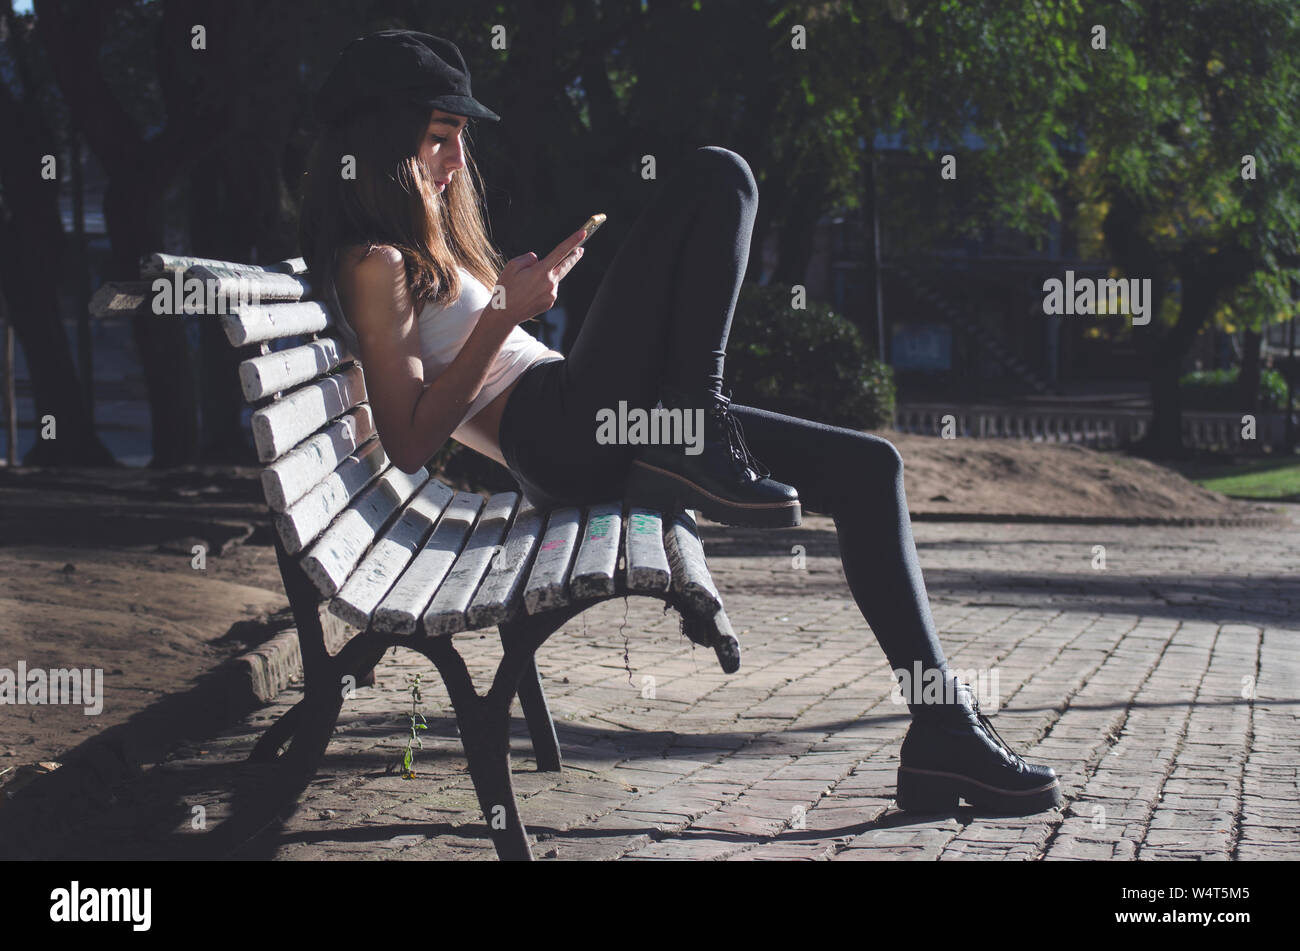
left=420, top=637, right=534, bottom=861
left=248, top=636, right=388, bottom=764
left=499, top=604, right=589, bottom=774
left=511, top=650, right=562, bottom=772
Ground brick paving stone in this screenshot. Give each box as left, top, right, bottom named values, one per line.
left=9, top=508, right=1298, bottom=862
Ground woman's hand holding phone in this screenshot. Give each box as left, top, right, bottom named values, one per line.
left=490, top=227, right=588, bottom=326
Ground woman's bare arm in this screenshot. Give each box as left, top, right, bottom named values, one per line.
left=337, top=246, right=513, bottom=473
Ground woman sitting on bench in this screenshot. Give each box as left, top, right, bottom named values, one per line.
left=300, top=29, right=1061, bottom=816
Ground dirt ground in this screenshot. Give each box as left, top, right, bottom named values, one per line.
left=882, top=432, right=1280, bottom=522
left=0, top=435, right=1279, bottom=786
left=0, top=467, right=292, bottom=786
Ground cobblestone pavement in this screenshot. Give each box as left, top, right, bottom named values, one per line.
left=21, top=507, right=1300, bottom=861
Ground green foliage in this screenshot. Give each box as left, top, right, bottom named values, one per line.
left=390, top=672, right=428, bottom=780
left=1178, top=367, right=1291, bottom=410
left=726, top=283, right=896, bottom=429
left=1069, top=0, right=1300, bottom=335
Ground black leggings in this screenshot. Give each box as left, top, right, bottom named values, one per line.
left=498, top=146, right=953, bottom=713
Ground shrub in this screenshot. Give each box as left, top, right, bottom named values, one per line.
left=725, top=282, right=895, bottom=429
left=1179, top=367, right=1291, bottom=411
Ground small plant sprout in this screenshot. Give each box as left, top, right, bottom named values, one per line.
left=393, top=672, right=428, bottom=780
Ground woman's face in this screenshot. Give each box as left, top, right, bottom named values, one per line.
left=419, top=109, right=468, bottom=194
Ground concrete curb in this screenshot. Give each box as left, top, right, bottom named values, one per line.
left=233, top=628, right=304, bottom=705
left=905, top=508, right=1288, bottom=528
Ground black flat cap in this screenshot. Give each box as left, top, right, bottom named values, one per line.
left=315, top=30, right=500, bottom=124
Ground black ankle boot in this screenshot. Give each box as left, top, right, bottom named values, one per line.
left=897, top=683, right=1062, bottom=815
left=623, top=384, right=801, bottom=528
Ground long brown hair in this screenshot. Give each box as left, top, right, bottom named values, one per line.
left=298, top=98, right=504, bottom=348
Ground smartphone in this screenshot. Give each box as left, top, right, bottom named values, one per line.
left=577, top=213, right=607, bottom=245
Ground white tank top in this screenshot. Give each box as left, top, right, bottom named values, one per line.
left=419, top=267, right=556, bottom=428
left=328, top=261, right=556, bottom=430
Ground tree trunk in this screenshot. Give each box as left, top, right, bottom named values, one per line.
left=0, top=5, right=113, bottom=466
left=1142, top=251, right=1247, bottom=458
left=1147, top=354, right=1185, bottom=457
left=103, top=170, right=200, bottom=467
left=0, top=239, right=115, bottom=467
left=187, top=0, right=307, bottom=464
left=1240, top=328, right=1262, bottom=415
left=771, top=173, right=828, bottom=287
left=34, top=0, right=244, bottom=468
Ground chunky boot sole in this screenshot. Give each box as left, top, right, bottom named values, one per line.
left=625, top=458, right=801, bottom=529
left=896, top=765, right=1062, bottom=815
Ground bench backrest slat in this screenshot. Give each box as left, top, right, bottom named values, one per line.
left=331, top=479, right=458, bottom=628
left=188, top=263, right=312, bottom=304
left=423, top=491, right=520, bottom=636
left=275, top=438, right=387, bottom=555
left=523, top=507, right=583, bottom=614
left=372, top=491, right=484, bottom=636
left=222, top=301, right=331, bottom=346
left=142, top=253, right=306, bottom=277
left=260, top=407, right=376, bottom=513
left=239, top=337, right=352, bottom=402
left=251, top=365, right=367, bottom=463
left=89, top=281, right=152, bottom=318
left=570, top=503, right=623, bottom=600
left=300, top=464, right=430, bottom=597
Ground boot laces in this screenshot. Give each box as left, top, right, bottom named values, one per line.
left=713, top=386, right=771, bottom=479
left=966, top=691, right=1028, bottom=771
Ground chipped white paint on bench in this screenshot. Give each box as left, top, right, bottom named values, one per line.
left=142, top=253, right=306, bottom=276
left=189, top=264, right=311, bottom=307
left=523, top=507, right=582, bottom=614
left=624, top=507, right=670, bottom=594
left=239, top=337, right=352, bottom=401
left=221, top=301, right=332, bottom=347
left=423, top=492, right=520, bottom=636
left=88, top=281, right=152, bottom=318
left=664, top=509, right=723, bottom=616
left=569, top=503, right=622, bottom=600
left=465, top=504, right=544, bottom=628
left=274, top=438, right=387, bottom=555
left=260, top=407, right=376, bottom=513
left=250, top=364, right=367, bottom=462
left=330, top=480, right=457, bottom=629
left=300, top=465, right=429, bottom=597
left=372, top=491, right=484, bottom=636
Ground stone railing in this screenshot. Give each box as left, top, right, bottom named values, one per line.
left=893, top=403, right=1289, bottom=451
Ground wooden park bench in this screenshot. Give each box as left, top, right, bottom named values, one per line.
left=94, top=253, right=743, bottom=860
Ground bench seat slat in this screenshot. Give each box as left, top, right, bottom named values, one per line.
left=423, top=492, right=520, bottom=636
left=260, top=407, right=375, bottom=513
left=239, top=337, right=352, bottom=402
left=250, top=364, right=367, bottom=463
left=523, top=507, right=582, bottom=614
left=465, top=503, right=544, bottom=628
left=664, top=509, right=723, bottom=616
left=300, top=465, right=430, bottom=597
left=372, top=491, right=484, bottom=636
left=330, top=480, right=457, bottom=628
left=624, top=507, right=671, bottom=594
left=274, top=438, right=386, bottom=555
left=570, top=503, right=623, bottom=600
left=221, top=301, right=331, bottom=346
